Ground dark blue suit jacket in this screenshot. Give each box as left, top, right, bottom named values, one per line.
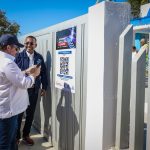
left=15, top=49, right=48, bottom=91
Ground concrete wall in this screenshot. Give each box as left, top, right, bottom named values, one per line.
left=115, top=25, right=133, bottom=149
left=85, top=2, right=130, bottom=150
left=130, top=47, right=146, bottom=150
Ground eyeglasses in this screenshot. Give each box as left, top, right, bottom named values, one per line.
left=24, top=42, right=35, bottom=46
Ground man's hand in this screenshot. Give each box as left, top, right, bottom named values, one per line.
left=25, top=65, right=37, bottom=75
left=41, top=89, right=46, bottom=96
left=30, top=66, right=41, bottom=78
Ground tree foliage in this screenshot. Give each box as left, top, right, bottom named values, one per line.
left=0, top=10, right=20, bottom=36
left=128, top=0, right=149, bottom=18
left=141, top=0, right=149, bottom=5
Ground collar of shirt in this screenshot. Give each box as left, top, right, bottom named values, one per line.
left=26, top=51, right=34, bottom=59
left=0, top=50, right=15, bottom=61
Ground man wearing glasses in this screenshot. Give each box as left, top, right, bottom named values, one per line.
left=0, top=34, right=41, bottom=150
left=15, top=35, right=48, bottom=146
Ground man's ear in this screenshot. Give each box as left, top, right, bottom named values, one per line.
left=7, top=45, right=11, bottom=49
left=35, top=43, right=37, bottom=48
left=6, top=45, right=11, bottom=53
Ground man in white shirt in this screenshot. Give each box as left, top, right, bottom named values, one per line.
left=132, top=46, right=137, bottom=59
left=140, top=38, right=148, bottom=53
left=0, top=34, right=40, bottom=150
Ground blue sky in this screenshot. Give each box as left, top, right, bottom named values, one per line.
left=0, top=0, right=96, bottom=35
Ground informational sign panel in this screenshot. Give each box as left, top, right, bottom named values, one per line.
left=55, top=27, right=76, bottom=93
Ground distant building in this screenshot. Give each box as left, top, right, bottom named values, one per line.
left=131, top=3, right=150, bottom=51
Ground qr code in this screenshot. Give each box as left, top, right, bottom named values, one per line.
left=60, top=57, right=69, bottom=75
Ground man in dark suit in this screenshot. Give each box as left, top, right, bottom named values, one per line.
left=15, top=35, right=48, bottom=146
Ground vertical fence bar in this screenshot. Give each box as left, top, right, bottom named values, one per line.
left=146, top=42, right=150, bottom=150
left=115, top=25, right=133, bottom=149
left=129, top=48, right=146, bottom=150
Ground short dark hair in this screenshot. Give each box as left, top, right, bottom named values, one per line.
left=0, top=44, right=14, bottom=51
left=25, top=36, right=37, bottom=42
left=0, top=45, right=7, bottom=51
left=132, top=46, right=136, bottom=50
left=0, top=45, right=7, bottom=50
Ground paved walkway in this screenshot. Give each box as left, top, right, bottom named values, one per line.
left=19, top=127, right=55, bottom=150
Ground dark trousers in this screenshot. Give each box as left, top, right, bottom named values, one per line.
left=17, top=88, right=39, bottom=139
left=0, top=115, right=18, bottom=150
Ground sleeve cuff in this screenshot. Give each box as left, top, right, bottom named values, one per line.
left=28, top=75, right=35, bottom=85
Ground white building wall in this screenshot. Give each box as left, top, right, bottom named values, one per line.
left=141, top=3, right=150, bottom=17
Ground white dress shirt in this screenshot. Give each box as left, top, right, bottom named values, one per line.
left=26, top=51, right=34, bottom=67
left=132, top=51, right=137, bottom=59
left=140, top=44, right=148, bottom=53
left=0, top=51, right=35, bottom=119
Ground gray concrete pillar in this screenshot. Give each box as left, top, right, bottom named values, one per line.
left=129, top=48, right=146, bottom=150
left=85, top=2, right=130, bottom=150
left=146, top=36, right=150, bottom=150
left=115, top=24, right=133, bottom=149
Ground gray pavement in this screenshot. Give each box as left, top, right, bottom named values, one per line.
left=19, top=127, right=55, bottom=150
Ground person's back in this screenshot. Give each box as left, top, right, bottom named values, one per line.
left=0, top=55, right=13, bottom=117
left=0, top=50, right=30, bottom=118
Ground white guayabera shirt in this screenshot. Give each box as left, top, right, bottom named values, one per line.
left=0, top=51, right=35, bottom=119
